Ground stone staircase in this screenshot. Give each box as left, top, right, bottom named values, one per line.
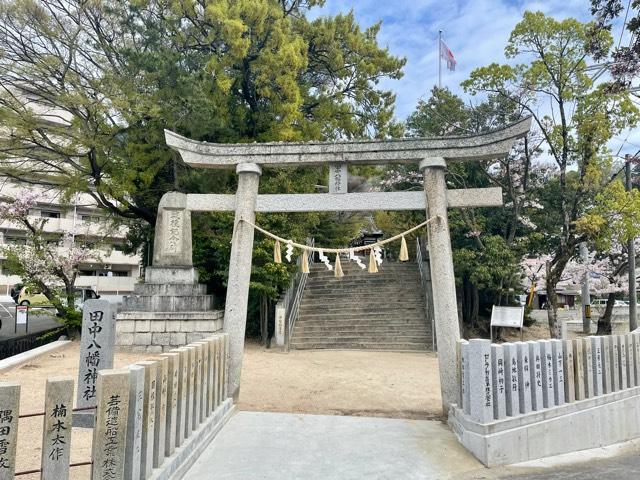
left=290, top=261, right=432, bottom=351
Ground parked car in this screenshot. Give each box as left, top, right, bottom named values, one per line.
left=18, top=287, right=100, bottom=307
left=17, top=287, right=51, bottom=306
left=10, top=283, right=23, bottom=304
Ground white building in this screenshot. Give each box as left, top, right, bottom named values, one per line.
left=0, top=178, right=141, bottom=297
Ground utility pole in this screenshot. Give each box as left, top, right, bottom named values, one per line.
left=580, top=242, right=591, bottom=334
left=626, top=154, right=638, bottom=331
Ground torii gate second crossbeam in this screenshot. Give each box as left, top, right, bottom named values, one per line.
left=155, top=117, right=531, bottom=413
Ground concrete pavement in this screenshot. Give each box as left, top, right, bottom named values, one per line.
left=185, top=411, right=640, bottom=480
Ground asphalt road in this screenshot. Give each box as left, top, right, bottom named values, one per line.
left=0, top=302, right=61, bottom=338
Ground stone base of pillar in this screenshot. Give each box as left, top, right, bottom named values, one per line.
left=117, top=266, right=223, bottom=352
left=115, top=311, right=223, bottom=353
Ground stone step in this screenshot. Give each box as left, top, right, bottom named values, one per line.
left=295, top=332, right=431, bottom=343
left=298, top=310, right=424, bottom=323
left=293, top=329, right=430, bottom=337
left=295, top=322, right=429, bottom=331
left=306, top=275, right=421, bottom=282
left=133, top=283, right=208, bottom=296
left=121, top=294, right=214, bottom=312
left=290, top=342, right=430, bottom=351
left=304, top=284, right=422, bottom=292
left=298, top=304, right=425, bottom=312
left=302, top=290, right=424, bottom=301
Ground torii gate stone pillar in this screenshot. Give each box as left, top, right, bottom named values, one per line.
left=421, top=157, right=460, bottom=407
left=161, top=117, right=531, bottom=411
left=225, top=163, right=262, bottom=399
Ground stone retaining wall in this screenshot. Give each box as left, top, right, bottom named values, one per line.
left=116, top=311, right=224, bottom=352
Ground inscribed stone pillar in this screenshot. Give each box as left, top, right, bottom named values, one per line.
left=215, top=336, right=223, bottom=408
left=467, top=339, right=493, bottom=423
left=528, top=341, right=543, bottom=410
left=583, top=338, right=594, bottom=398
left=0, top=383, right=19, bottom=480
left=562, top=339, right=575, bottom=403
left=631, top=332, right=640, bottom=387
left=603, top=336, right=612, bottom=394
left=91, top=370, right=130, bottom=480
left=539, top=340, right=555, bottom=408
left=223, top=163, right=262, bottom=401
left=195, top=341, right=209, bottom=422
left=125, top=365, right=145, bottom=480
left=172, top=348, right=189, bottom=448
left=590, top=336, right=603, bottom=397
left=206, top=338, right=216, bottom=413
left=503, top=343, right=519, bottom=417
left=626, top=334, right=636, bottom=388
left=573, top=339, right=585, bottom=400
left=136, top=361, right=157, bottom=479
left=41, top=378, right=73, bottom=480
left=76, top=300, right=116, bottom=419
left=619, top=335, right=628, bottom=390
left=160, top=353, right=180, bottom=458
left=153, top=357, right=168, bottom=468
left=516, top=342, right=532, bottom=414
left=459, top=340, right=470, bottom=414
left=223, top=333, right=230, bottom=400
left=193, top=344, right=203, bottom=428
left=611, top=335, right=621, bottom=391
left=185, top=346, right=197, bottom=436
left=420, top=158, right=461, bottom=412
left=551, top=340, right=565, bottom=406
left=152, top=192, right=192, bottom=267
left=491, top=344, right=506, bottom=419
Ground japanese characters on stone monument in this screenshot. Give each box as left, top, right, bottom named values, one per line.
left=91, top=370, right=130, bottom=480
left=0, top=383, right=19, bottom=480
left=41, top=378, right=73, bottom=480
left=76, top=300, right=116, bottom=426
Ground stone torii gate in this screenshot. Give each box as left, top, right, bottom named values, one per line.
left=158, top=117, right=531, bottom=411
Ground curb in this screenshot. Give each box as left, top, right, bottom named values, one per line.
left=0, top=340, right=72, bottom=373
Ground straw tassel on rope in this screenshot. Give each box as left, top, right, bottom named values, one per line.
left=274, top=239, right=282, bottom=263
left=368, top=249, right=378, bottom=273
left=301, top=249, right=310, bottom=274
left=399, top=235, right=409, bottom=262
left=334, top=253, right=344, bottom=278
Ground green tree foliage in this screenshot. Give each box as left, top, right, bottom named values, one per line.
left=462, top=11, right=639, bottom=337
left=380, top=87, right=542, bottom=334
left=0, top=0, right=404, bottom=334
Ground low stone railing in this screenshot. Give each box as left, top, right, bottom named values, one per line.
left=0, top=333, right=232, bottom=480
left=450, top=331, right=640, bottom=466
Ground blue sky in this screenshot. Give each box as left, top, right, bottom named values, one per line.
left=310, top=0, right=606, bottom=119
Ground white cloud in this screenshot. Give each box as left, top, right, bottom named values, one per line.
left=310, top=0, right=639, bottom=158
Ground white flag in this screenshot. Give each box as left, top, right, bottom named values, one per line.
left=440, top=40, right=457, bottom=71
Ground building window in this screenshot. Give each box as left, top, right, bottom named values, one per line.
left=41, top=210, right=60, bottom=219
left=5, top=237, right=26, bottom=245
left=81, top=214, right=102, bottom=223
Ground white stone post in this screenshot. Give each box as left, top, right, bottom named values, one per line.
left=41, top=378, right=73, bottom=480
left=224, top=163, right=262, bottom=400
left=419, top=157, right=461, bottom=412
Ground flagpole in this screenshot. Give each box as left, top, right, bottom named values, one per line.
left=438, top=30, right=442, bottom=89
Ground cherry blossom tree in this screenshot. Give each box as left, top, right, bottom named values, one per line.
left=0, top=192, right=99, bottom=330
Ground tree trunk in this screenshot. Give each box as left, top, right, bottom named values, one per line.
left=596, top=292, right=615, bottom=335
left=260, top=295, right=269, bottom=347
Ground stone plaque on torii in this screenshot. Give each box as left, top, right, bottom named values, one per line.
left=157, top=117, right=531, bottom=412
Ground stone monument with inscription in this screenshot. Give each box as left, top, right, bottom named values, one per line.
left=116, top=192, right=224, bottom=352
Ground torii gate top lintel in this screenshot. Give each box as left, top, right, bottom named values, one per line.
left=164, top=116, right=531, bottom=169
